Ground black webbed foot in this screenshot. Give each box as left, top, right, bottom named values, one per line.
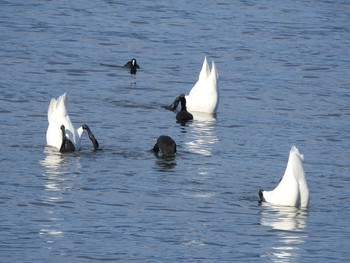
left=259, top=189, right=265, bottom=203
left=82, top=124, right=99, bottom=150
left=60, top=125, right=75, bottom=153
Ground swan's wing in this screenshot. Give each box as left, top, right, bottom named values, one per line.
left=266, top=172, right=299, bottom=207
left=290, top=146, right=309, bottom=208
left=290, top=146, right=304, bottom=178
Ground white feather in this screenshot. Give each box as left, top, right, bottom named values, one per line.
left=261, top=146, right=309, bottom=208
left=185, top=57, right=219, bottom=114
left=46, top=93, right=84, bottom=150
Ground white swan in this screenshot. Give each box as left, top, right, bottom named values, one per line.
left=259, top=146, right=309, bottom=208
left=169, top=56, right=218, bottom=114
left=46, top=93, right=99, bottom=152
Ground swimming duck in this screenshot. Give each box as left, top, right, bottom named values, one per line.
left=46, top=93, right=99, bottom=153
left=169, top=56, right=218, bottom=114
left=153, top=135, right=177, bottom=156
left=259, top=146, right=309, bottom=208
left=175, top=95, right=193, bottom=123
left=124, top=58, right=140, bottom=74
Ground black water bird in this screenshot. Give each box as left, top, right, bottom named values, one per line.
left=153, top=135, right=177, bottom=156
left=175, top=94, right=193, bottom=122
left=124, top=58, right=140, bottom=74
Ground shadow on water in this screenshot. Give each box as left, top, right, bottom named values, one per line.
left=259, top=203, right=308, bottom=262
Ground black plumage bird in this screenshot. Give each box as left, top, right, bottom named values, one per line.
left=124, top=58, right=140, bottom=74
left=153, top=135, right=177, bottom=156
left=175, top=95, right=193, bottom=123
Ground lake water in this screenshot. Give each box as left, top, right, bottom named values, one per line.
left=1, top=0, right=350, bottom=262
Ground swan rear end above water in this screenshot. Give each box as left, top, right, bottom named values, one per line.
left=168, top=56, right=218, bottom=114
left=259, top=146, right=309, bottom=208
left=46, top=93, right=99, bottom=153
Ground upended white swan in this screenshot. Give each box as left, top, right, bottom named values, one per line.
left=259, top=146, right=309, bottom=208
left=169, top=56, right=218, bottom=114
left=46, top=93, right=99, bottom=153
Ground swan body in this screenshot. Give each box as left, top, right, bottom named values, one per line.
left=259, top=146, right=309, bottom=208
left=46, top=93, right=99, bottom=152
left=185, top=56, right=219, bottom=114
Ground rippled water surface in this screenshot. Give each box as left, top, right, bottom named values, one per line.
left=1, top=0, right=350, bottom=262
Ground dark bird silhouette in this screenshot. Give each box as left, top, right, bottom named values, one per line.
left=153, top=135, right=177, bottom=156
left=175, top=94, right=193, bottom=123
left=124, top=58, right=140, bottom=74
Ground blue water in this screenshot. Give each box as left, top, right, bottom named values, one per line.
left=1, top=0, right=350, bottom=262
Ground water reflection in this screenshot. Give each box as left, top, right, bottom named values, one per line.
left=154, top=156, right=177, bottom=172
left=40, top=147, right=81, bottom=174
left=185, top=112, right=218, bottom=156
left=38, top=147, right=81, bottom=247
left=40, top=147, right=65, bottom=176
left=260, top=203, right=308, bottom=262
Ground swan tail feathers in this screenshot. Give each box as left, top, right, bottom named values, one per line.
left=57, top=93, right=67, bottom=109
left=198, top=56, right=210, bottom=81
left=211, top=61, right=218, bottom=81
left=210, top=61, right=218, bottom=88
left=47, top=98, right=57, bottom=123
left=48, top=93, right=68, bottom=123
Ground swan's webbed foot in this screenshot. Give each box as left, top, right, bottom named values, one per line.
left=82, top=124, right=99, bottom=150
left=259, top=189, right=265, bottom=203
left=60, top=125, right=76, bottom=153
